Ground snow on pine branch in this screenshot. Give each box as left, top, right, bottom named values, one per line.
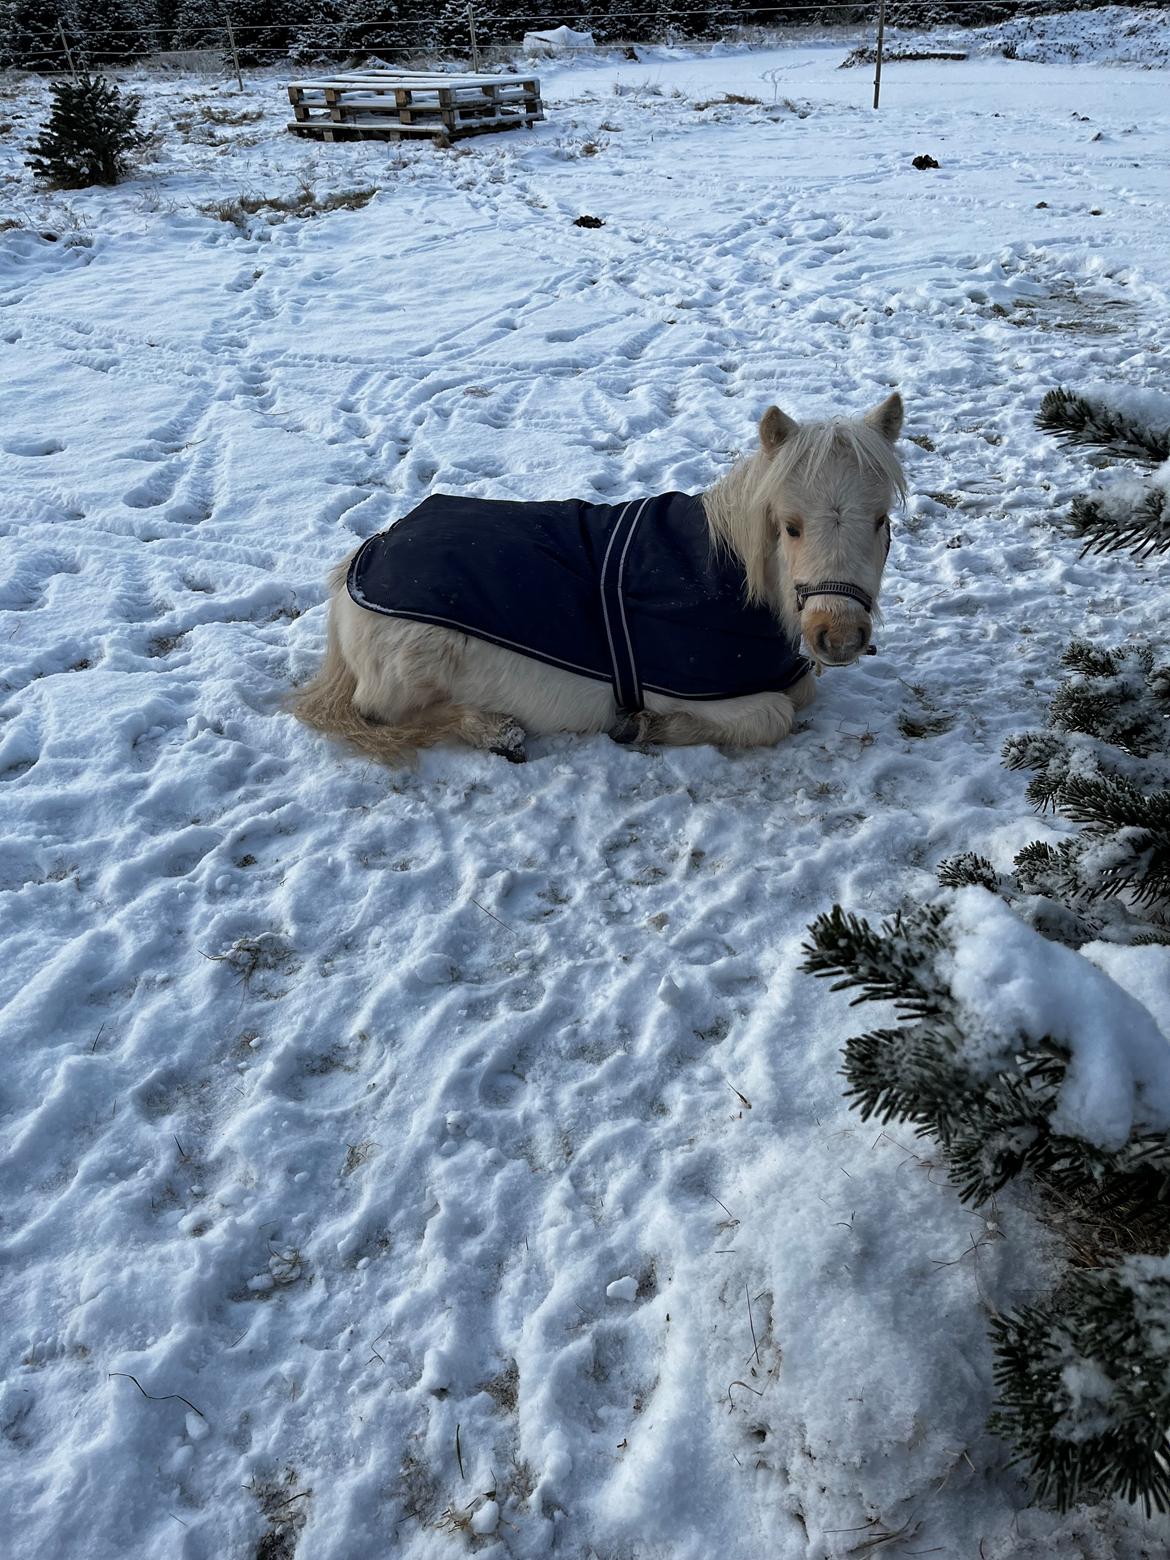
left=1038, top=384, right=1170, bottom=562
left=802, top=890, right=1170, bottom=1204
left=1070, top=471, right=1170, bottom=560
left=1037, top=384, right=1170, bottom=465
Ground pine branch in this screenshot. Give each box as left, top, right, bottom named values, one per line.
left=937, top=853, right=1000, bottom=892
left=1013, top=839, right=1079, bottom=899
left=1069, top=485, right=1170, bottom=561
left=1059, top=776, right=1170, bottom=834
left=997, top=639, right=1170, bottom=919
left=800, top=904, right=949, bottom=1016
left=990, top=1258, right=1170, bottom=1514
left=1037, top=387, right=1170, bottom=464
left=1003, top=729, right=1066, bottom=781
left=1050, top=778, right=1170, bottom=907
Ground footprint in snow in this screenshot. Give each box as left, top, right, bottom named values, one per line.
left=3, top=437, right=64, bottom=457
left=123, top=461, right=182, bottom=510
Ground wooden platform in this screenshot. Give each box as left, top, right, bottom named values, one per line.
left=287, top=70, right=544, bottom=144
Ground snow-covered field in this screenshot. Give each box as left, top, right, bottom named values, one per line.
left=3, top=12, right=1170, bottom=1558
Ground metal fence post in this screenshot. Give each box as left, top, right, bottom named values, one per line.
left=468, top=3, right=481, bottom=72
left=873, top=0, right=886, bottom=110
left=225, top=13, right=244, bottom=91
left=58, top=20, right=78, bottom=80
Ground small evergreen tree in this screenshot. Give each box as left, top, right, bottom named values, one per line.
left=802, top=895, right=1170, bottom=1513
left=28, top=73, right=147, bottom=188
left=288, top=0, right=347, bottom=63
left=342, top=0, right=408, bottom=62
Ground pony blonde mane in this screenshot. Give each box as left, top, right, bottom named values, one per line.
left=703, top=418, right=907, bottom=607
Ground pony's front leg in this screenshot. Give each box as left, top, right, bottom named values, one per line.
left=612, top=688, right=801, bottom=750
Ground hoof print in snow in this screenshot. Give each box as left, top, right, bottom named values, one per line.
left=912, top=154, right=940, bottom=170
left=573, top=214, right=605, bottom=229
left=411, top=954, right=456, bottom=987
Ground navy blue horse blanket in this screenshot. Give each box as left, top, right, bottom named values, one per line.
left=346, top=492, right=810, bottom=714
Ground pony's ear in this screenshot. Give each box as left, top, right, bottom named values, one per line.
left=760, top=406, right=799, bottom=455
left=863, top=391, right=904, bottom=444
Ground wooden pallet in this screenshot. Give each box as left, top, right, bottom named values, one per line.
left=287, top=70, right=544, bottom=144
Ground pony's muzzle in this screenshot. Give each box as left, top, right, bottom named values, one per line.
left=805, top=612, right=871, bottom=666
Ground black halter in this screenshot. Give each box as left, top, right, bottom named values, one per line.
left=793, top=517, right=890, bottom=615
left=794, top=580, right=874, bottom=613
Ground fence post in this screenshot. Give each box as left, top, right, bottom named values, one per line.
left=468, top=3, right=481, bottom=73
left=58, top=20, right=78, bottom=81
left=873, top=0, right=886, bottom=110
left=225, top=13, right=244, bottom=91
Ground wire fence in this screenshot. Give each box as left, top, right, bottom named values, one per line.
left=1, top=0, right=1060, bottom=90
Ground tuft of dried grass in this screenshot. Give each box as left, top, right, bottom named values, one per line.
left=247, top=1472, right=310, bottom=1560
left=343, top=1140, right=377, bottom=1175
left=481, top=1358, right=519, bottom=1413
left=205, top=105, right=264, bottom=126
left=1035, top=1173, right=1170, bottom=1271
left=205, top=932, right=299, bottom=986
left=694, top=92, right=761, bottom=110
left=201, top=182, right=377, bottom=229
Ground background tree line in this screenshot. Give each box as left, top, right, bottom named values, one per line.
left=1, top=0, right=1159, bottom=74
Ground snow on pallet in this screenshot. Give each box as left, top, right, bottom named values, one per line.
left=286, top=70, right=544, bottom=144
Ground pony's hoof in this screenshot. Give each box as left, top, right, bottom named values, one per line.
left=490, top=718, right=528, bottom=764
left=610, top=713, right=644, bottom=745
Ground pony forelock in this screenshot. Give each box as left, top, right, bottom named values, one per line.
left=761, top=417, right=907, bottom=511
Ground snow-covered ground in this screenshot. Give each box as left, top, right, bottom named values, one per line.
left=3, top=12, right=1170, bottom=1558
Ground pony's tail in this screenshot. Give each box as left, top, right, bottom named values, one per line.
left=287, top=570, right=461, bottom=767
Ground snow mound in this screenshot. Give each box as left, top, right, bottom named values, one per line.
left=523, top=26, right=595, bottom=56
left=880, top=6, right=1170, bottom=70
left=992, top=5, right=1170, bottom=67
left=945, top=890, right=1170, bottom=1150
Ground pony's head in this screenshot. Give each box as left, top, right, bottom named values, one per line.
left=709, top=394, right=906, bottom=667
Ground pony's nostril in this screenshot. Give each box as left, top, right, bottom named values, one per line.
left=812, top=621, right=870, bottom=662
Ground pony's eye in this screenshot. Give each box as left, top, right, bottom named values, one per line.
left=785, top=523, right=802, bottom=539
left=875, top=514, right=889, bottom=532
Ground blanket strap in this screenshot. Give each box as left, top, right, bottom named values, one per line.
left=599, top=498, right=652, bottom=713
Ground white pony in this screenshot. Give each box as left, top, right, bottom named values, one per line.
left=290, top=394, right=905, bottom=764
